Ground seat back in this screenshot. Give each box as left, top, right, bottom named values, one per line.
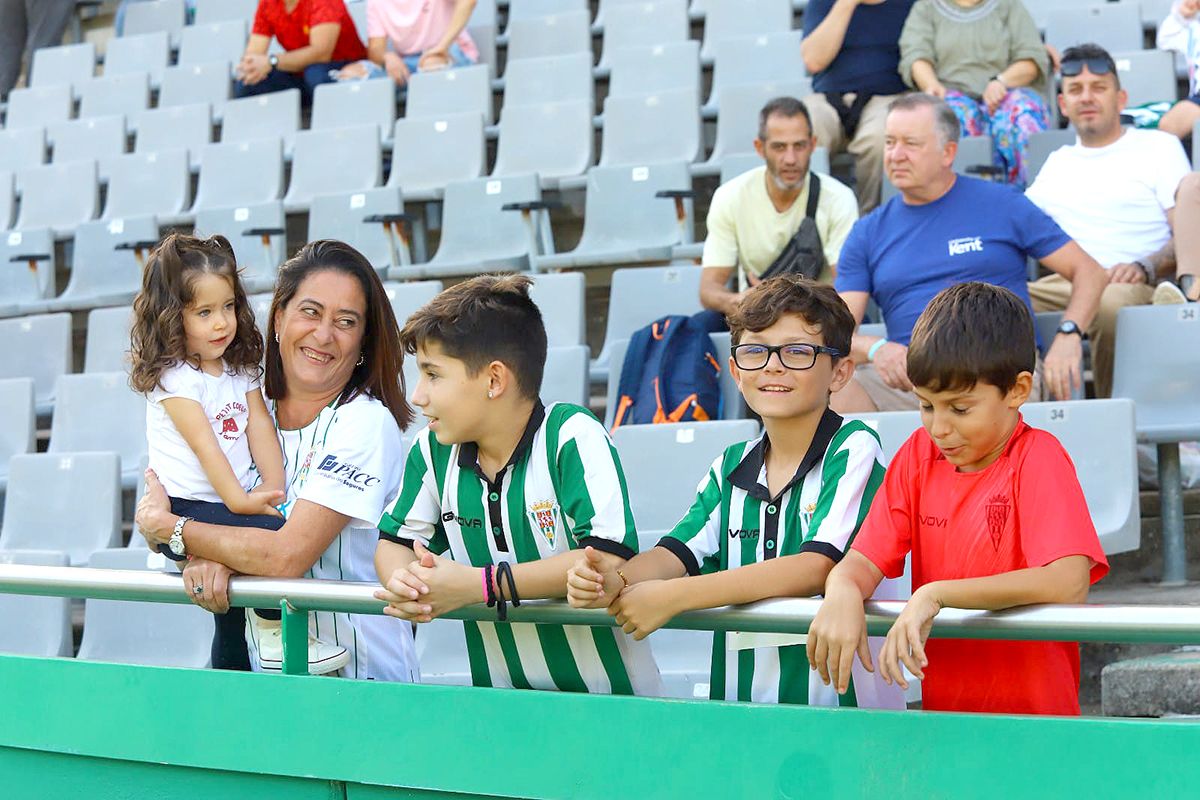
left=700, top=0, right=794, bottom=58
left=387, top=112, right=486, bottom=195
left=135, top=103, right=213, bottom=164
left=104, top=31, right=170, bottom=85
left=600, top=89, right=702, bottom=167
left=221, top=88, right=301, bottom=151
left=502, top=52, right=594, bottom=108
left=406, top=64, right=494, bottom=124
left=0, top=452, right=121, bottom=565
left=952, top=135, right=995, bottom=176
left=530, top=272, right=585, bottom=346
left=0, top=172, right=11, bottom=232
left=30, top=42, right=95, bottom=90
left=0, top=378, right=36, bottom=476
left=159, top=61, right=233, bottom=111
left=78, top=72, right=150, bottom=120
left=492, top=100, right=594, bottom=180
left=49, top=115, right=127, bottom=169
left=706, top=31, right=807, bottom=108
left=542, top=345, right=590, bottom=406
left=15, top=161, right=98, bottom=232
left=105, top=149, right=191, bottom=219
left=84, top=306, right=134, bottom=373
left=0, top=550, right=73, bottom=657
left=608, top=40, right=700, bottom=99
left=505, top=0, right=588, bottom=24
left=383, top=280, right=443, bottom=327
left=599, top=0, right=689, bottom=67
left=0, top=228, right=55, bottom=302
left=0, top=313, right=72, bottom=410
left=194, top=0, right=257, bottom=24
left=1112, top=305, right=1200, bottom=443
left=1114, top=48, right=1179, bottom=107
left=5, top=84, right=73, bottom=131
left=308, top=187, right=405, bottom=271
left=0, top=127, right=47, bottom=173
left=49, top=371, right=148, bottom=484
left=571, top=161, right=693, bottom=254
left=193, top=138, right=285, bottom=211
left=123, top=0, right=187, bottom=43
left=707, top=80, right=812, bottom=164
left=56, top=215, right=160, bottom=307
left=707, top=331, right=747, bottom=420
left=193, top=201, right=286, bottom=291
left=1044, top=3, right=1143, bottom=54
left=1026, top=128, right=1075, bottom=183
left=427, top=174, right=542, bottom=268
left=283, top=124, right=382, bottom=209
left=312, top=79, right=396, bottom=142
left=178, top=19, right=248, bottom=66
left=505, top=9, right=593, bottom=62
left=613, top=419, right=761, bottom=530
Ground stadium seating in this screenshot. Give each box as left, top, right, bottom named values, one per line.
left=599, top=90, right=703, bottom=167
left=504, top=9, right=593, bottom=63
left=704, top=31, right=806, bottom=113
left=699, top=0, right=794, bottom=59
left=5, top=84, right=73, bottom=132
left=529, top=272, right=586, bottom=347
left=79, top=72, right=151, bottom=122
left=414, top=618, right=473, bottom=686
left=405, top=64, right=494, bottom=124
left=492, top=99, right=595, bottom=184
left=15, top=161, right=98, bottom=236
left=0, top=452, right=121, bottom=565
left=122, top=0, right=187, bottom=46
left=607, top=40, right=701, bottom=99
left=0, top=378, right=35, bottom=492
left=193, top=0, right=256, bottom=23
left=0, top=127, right=47, bottom=173
left=29, top=42, right=95, bottom=92
left=311, top=80, right=397, bottom=143
left=221, top=89, right=301, bottom=153
left=598, top=0, right=689, bottom=68
left=48, top=116, right=126, bottom=179
left=1044, top=2, right=1143, bottom=54
left=541, top=345, right=590, bottom=406
left=0, top=173, right=12, bottom=232
left=1114, top=49, right=1179, bottom=107
left=192, top=138, right=285, bottom=212
left=103, top=31, right=170, bottom=86
left=502, top=52, right=594, bottom=108
left=0, top=312, right=71, bottom=416
left=134, top=103, right=213, bottom=169
left=0, top=229, right=56, bottom=315
left=0, top=550, right=73, bottom=658
left=592, top=264, right=704, bottom=381
left=1027, top=129, right=1076, bottom=183
left=387, top=113, right=487, bottom=201
left=178, top=19, right=248, bottom=67
left=158, top=61, right=232, bottom=113
left=105, top=150, right=192, bottom=220
left=283, top=125, right=383, bottom=212
left=193, top=201, right=287, bottom=293
left=76, top=548, right=213, bottom=668
left=384, top=280, right=443, bottom=327
left=44, top=216, right=160, bottom=312
left=84, top=306, right=134, bottom=374
left=308, top=187, right=408, bottom=273
left=698, top=80, right=813, bottom=175
left=49, top=372, right=147, bottom=490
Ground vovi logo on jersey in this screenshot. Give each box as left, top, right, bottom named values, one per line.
left=316, top=455, right=381, bottom=492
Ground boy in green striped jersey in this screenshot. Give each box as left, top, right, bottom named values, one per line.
left=568, top=275, right=904, bottom=707
left=373, top=275, right=662, bottom=695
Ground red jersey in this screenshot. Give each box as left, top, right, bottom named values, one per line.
left=252, top=0, right=367, bottom=64
left=853, top=419, right=1108, bottom=715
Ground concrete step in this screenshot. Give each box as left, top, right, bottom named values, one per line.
left=1103, top=648, right=1200, bottom=717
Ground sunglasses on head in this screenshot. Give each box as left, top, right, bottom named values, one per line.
left=1060, top=57, right=1114, bottom=77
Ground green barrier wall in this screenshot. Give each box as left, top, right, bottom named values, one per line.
left=2, top=654, right=1197, bottom=799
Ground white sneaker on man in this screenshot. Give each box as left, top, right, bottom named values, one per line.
left=246, top=612, right=350, bottom=675
left=1153, top=280, right=1188, bottom=305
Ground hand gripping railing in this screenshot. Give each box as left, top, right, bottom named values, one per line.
left=3, top=564, right=1200, bottom=675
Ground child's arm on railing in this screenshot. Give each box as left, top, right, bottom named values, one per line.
left=245, top=390, right=286, bottom=512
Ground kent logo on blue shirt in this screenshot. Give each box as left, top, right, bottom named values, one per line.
left=948, top=236, right=984, bottom=256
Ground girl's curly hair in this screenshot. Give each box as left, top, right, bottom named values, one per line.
left=129, top=232, right=264, bottom=393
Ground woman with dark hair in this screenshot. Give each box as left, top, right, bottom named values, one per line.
left=136, top=240, right=419, bottom=681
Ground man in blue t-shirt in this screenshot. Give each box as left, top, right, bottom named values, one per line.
left=801, top=0, right=915, bottom=214
left=831, top=93, right=1109, bottom=413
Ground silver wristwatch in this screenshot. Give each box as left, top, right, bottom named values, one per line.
left=169, top=516, right=192, bottom=558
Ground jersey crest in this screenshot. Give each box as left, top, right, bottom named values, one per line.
left=986, top=493, right=1011, bottom=551
left=527, top=499, right=560, bottom=548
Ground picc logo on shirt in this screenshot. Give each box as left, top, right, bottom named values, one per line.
left=948, top=236, right=983, bottom=256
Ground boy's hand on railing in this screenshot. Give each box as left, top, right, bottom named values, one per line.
left=566, top=546, right=620, bottom=609
left=609, top=580, right=683, bottom=640
left=878, top=586, right=940, bottom=690
left=806, top=587, right=874, bottom=695
left=375, top=541, right=480, bottom=623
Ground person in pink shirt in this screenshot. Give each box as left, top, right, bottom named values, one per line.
left=337, top=0, right=478, bottom=85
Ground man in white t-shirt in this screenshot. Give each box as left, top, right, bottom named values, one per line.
left=700, top=97, right=859, bottom=317
left=1025, top=43, right=1194, bottom=397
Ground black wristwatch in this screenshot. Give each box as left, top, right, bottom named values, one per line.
left=268, top=54, right=279, bottom=70
left=1056, top=320, right=1083, bottom=338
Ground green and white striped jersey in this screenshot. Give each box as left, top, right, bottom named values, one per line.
left=379, top=402, right=663, bottom=695
left=659, top=409, right=901, bottom=707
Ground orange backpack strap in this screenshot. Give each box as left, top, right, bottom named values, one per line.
left=610, top=395, right=634, bottom=432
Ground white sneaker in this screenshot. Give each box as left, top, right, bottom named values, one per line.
left=246, top=612, right=350, bottom=675
left=1153, top=280, right=1188, bottom=305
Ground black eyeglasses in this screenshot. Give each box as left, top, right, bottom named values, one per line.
left=1060, top=57, right=1114, bottom=78
left=732, top=342, right=844, bottom=371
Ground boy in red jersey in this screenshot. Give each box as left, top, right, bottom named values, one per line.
left=806, top=282, right=1108, bottom=715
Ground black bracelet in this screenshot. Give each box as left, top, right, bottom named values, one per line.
left=484, top=563, right=496, bottom=608
left=494, top=561, right=521, bottom=622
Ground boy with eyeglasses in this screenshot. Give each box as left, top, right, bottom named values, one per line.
left=567, top=275, right=904, bottom=707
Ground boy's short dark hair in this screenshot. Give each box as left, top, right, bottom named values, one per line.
left=907, top=282, right=1036, bottom=395
left=400, top=274, right=547, bottom=400
left=728, top=274, right=854, bottom=356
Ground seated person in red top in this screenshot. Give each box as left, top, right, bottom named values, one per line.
left=236, top=0, right=367, bottom=101
left=806, top=281, right=1108, bottom=715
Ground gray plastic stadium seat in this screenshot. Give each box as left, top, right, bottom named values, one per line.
left=78, top=72, right=151, bottom=121
left=77, top=548, right=214, bottom=668
left=104, top=30, right=170, bottom=86
left=312, top=80, right=396, bottom=143
left=1114, top=49, right=1179, bottom=107
left=592, top=264, right=703, bottom=381
left=1026, top=128, right=1075, bottom=183
left=383, top=280, right=443, bottom=326
left=505, top=0, right=588, bottom=23
left=221, top=89, right=301, bottom=153
left=502, top=52, right=594, bottom=108
left=192, top=138, right=285, bottom=211
left=159, top=62, right=233, bottom=115
left=308, top=187, right=407, bottom=272
left=466, top=0, right=498, bottom=76
left=1113, top=306, right=1200, bottom=444
left=841, top=410, right=920, bottom=463
left=718, top=153, right=761, bottom=183
left=387, top=112, right=486, bottom=200
left=194, top=0, right=257, bottom=24
left=953, top=135, right=995, bottom=178
left=104, top=149, right=191, bottom=220
left=607, top=40, right=700, bottom=100
left=14, top=161, right=98, bottom=236
left=0, top=127, right=47, bottom=173
left=613, top=420, right=761, bottom=530
left=704, top=32, right=807, bottom=113
left=700, top=0, right=794, bottom=59
left=46, top=216, right=159, bottom=312
left=283, top=125, right=381, bottom=212
left=0, top=378, right=36, bottom=491
left=401, top=173, right=544, bottom=279
left=529, top=272, right=585, bottom=347
left=0, top=172, right=10, bottom=232
left=178, top=19, right=248, bottom=67
left=48, top=116, right=127, bottom=181
left=0, top=229, right=56, bottom=313
left=598, top=0, right=689, bottom=67
left=1022, top=399, right=1140, bottom=555
left=1044, top=3, right=1142, bottom=54
left=84, top=306, right=134, bottom=373
left=405, top=64, right=494, bottom=124
left=123, top=0, right=187, bottom=46
left=492, top=100, right=594, bottom=184
left=193, top=201, right=286, bottom=293
left=0, top=312, right=72, bottom=414
left=536, top=161, right=694, bottom=270
left=249, top=292, right=274, bottom=342
left=600, top=89, right=702, bottom=167
left=415, top=617, right=472, bottom=686
left=603, top=333, right=744, bottom=426
left=29, top=42, right=95, bottom=91
left=49, top=372, right=148, bottom=490
left=541, top=345, right=590, bottom=406
left=4, top=84, right=73, bottom=131
left=504, top=9, right=593, bottom=63
left=700, top=80, right=812, bottom=174
left=346, top=0, right=368, bottom=40
left=0, top=550, right=73, bottom=658
left=0, top=452, right=121, bottom=565
left=135, top=103, right=213, bottom=169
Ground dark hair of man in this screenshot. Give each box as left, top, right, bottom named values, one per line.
left=264, top=239, right=414, bottom=431
left=1060, top=43, right=1121, bottom=90
left=757, top=96, right=814, bottom=141
left=727, top=274, right=854, bottom=357
left=887, top=92, right=962, bottom=145
left=907, top=282, right=1036, bottom=395
left=400, top=274, right=548, bottom=400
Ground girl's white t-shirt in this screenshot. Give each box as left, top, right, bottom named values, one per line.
left=146, top=361, right=259, bottom=502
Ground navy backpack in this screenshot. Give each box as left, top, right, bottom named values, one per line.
left=611, top=314, right=722, bottom=430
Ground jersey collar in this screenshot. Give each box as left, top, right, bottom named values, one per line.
left=457, top=400, right=547, bottom=478
left=727, top=407, right=844, bottom=502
